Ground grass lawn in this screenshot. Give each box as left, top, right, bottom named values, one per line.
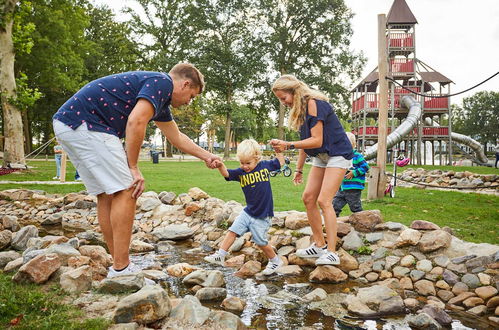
left=1, top=159, right=498, bottom=244
left=0, top=272, right=109, bottom=329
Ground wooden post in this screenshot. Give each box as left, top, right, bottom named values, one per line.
left=374, top=13, right=389, bottom=198
left=367, top=166, right=380, bottom=200
left=60, top=151, right=67, bottom=183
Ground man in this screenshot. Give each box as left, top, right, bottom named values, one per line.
left=53, top=63, right=219, bottom=277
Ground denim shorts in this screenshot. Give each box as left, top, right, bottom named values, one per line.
left=228, top=210, right=271, bottom=246
left=312, top=153, right=352, bottom=169
left=53, top=120, right=133, bottom=195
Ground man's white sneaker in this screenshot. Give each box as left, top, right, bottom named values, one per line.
left=262, top=258, right=284, bottom=275
left=295, top=243, right=327, bottom=258
left=204, top=252, right=225, bottom=266
left=315, top=251, right=340, bottom=265
left=107, top=262, right=155, bottom=285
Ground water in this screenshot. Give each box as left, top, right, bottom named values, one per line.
left=129, top=241, right=490, bottom=330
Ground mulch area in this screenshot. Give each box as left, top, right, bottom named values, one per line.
left=0, top=168, right=21, bottom=176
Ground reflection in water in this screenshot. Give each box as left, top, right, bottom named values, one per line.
left=130, top=242, right=481, bottom=330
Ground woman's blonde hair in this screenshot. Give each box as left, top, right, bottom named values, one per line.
left=272, top=75, right=328, bottom=131
left=237, top=139, right=262, bottom=161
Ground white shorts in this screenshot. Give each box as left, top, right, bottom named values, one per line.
left=312, top=153, right=352, bottom=169
left=53, top=120, right=133, bottom=195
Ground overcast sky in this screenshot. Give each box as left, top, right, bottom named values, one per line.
left=347, top=0, right=499, bottom=105
left=95, top=0, right=499, bottom=106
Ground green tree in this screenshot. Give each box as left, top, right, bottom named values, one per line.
left=123, top=0, right=199, bottom=71
left=83, top=4, right=139, bottom=82
left=15, top=0, right=91, bottom=149
left=0, top=0, right=25, bottom=164
left=456, top=91, right=499, bottom=148
left=254, top=0, right=365, bottom=138
left=193, top=0, right=264, bottom=159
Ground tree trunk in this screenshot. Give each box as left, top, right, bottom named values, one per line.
left=277, top=67, right=287, bottom=140
left=0, top=0, right=25, bottom=165
left=22, top=109, right=31, bottom=154
left=223, top=111, right=232, bottom=160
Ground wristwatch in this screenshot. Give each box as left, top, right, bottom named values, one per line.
left=288, top=143, right=295, bottom=150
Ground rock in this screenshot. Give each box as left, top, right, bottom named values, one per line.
left=347, top=210, right=383, bottom=232
left=437, top=290, right=455, bottom=302
left=2, top=215, right=20, bottom=231
left=79, top=245, right=112, bottom=267
left=113, top=285, right=171, bottom=324
left=152, top=224, right=194, bottom=241
left=169, top=295, right=211, bottom=325
left=365, top=232, right=383, bottom=243
left=406, top=312, right=442, bottom=329
left=302, top=288, right=328, bottom=303
left=395, top=229, right=421, bottom=247
left=337, top=249, right=359, bottom=272
left=410, top=270, right=425, bottom=281
left=414, top=280, right=436, bottom=296
left=209, top=310, right=247, bottom=330
left=277, top=245, right=295, bottom=256
left=229, top=237, right=246, bottom=252
left=463, top=297, right=485, bottom=308
left=284, top=212, right=309, bottom=230
left=486, top=296, right=499, bottom=308
left=365, top=272, right=379, bottom=282
left=184, top=202, right=201, bottom=216
left=195, top=287, right=227, bottom=301
left=416, top=259, right=433, bottom=272
left=400, top=255, right=416, bottom=267
left=0, top=230, right=12, bottom=250
left=410, top=220, right=440, bottom=230
left=46, top=243, right=81, bottom=265
left=137, top=193, right=161, bottom=211
left=392, top=266, right=410, bottom=278
left=421, top=305, right=452, bottom=326
left=418, top=230, right=451, bottom=252
left=11, top=225, right=39, bottom=251
left=477, top=273, right=491, bottom=285
left=97, top=273, right=146, bottom=294
left=404, top=298, right=419, bottom=310
left=309, top=266, right=348, bottom=283
left=400, top=277, right=413, bottom=290
left=187, top=187, right=209, bottom=201
left=276, top=265, right=302, bottom=276
left=159, top=191, right=176, bottom=204
left=346, top=285, right=404, bottom=317
left=452, top=282, right=469, bottom=295
left=337, top=222, right=352, bottom=237
left=433, top=255, right=450, bottom=268
left=475, top=286, right=498, bottom=300
left=435, top=280, right=450, bottom=290
left=442, top=270, right=460, bottom=285
left=221, top=296, right=246, bottom=313
left=465, top=255, right=493, bottom=270
left=385, top=256, right=401, bottom=270
left=461, top=273, right=481, bottom=289
left=467, top=305, right=487, bottom=315
left=167, top=263, right=199, bottom=277
left=60, top=265, right=93, bottom=293
left=4, top=257, right=23, bottom=272
left=182, top=269, right=225, bottom=287
left=448, top=292, right=476, bottom=305
left=225, top=254, right=245, bottom=267
left=234, top=261, right=261, bottom=277
left=0, top=250, right=20, bottom=268
left=341, top=230, right=363, bottom=251
left=13, top=253, right=61, bottom=284
left=129, top=240, right=155, bottom=253
left=451, top=254, right=476, bottom=264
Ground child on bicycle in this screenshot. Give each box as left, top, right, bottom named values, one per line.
left=204, top=139, right=285, bottom=275
left=333, top=132, right=370, bottom=217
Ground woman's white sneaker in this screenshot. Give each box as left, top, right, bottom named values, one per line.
left=315, top=251, right=340, bottom=265
left=295, top=243, right=327, bottom=258
left=107, top=262, right=155, bottom=285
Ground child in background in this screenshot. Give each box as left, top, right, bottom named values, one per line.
left=204, top=139, right=285, bottom=275
left=333, top=132, right=370, bottom=217
left=53, top=143, right=63, bottom=180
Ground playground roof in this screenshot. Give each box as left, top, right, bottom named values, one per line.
left=387, top=0, right=418, bottom=25
left=419, top=72, right=453, bottom=84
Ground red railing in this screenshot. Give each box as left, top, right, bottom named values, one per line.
left=388, top=33, right=414, bottom=48
left=424, top=96, right=449, bottom=109
left=390, top=58, right=414, bottom=74
left=358, top=126, right=449, bottom=137
left=422, top=127, right=449, bottom=136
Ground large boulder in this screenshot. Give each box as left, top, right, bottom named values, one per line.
left=11, top=225, right=39, bottom=251
left=13, top=253, right=61, bottom=284
left=152, top=224, right=194, bottom=241
left=347, top=210, right=383, bottom=232
left=113, top=285, right=171, bottom=324
left=418, top=230, right=452, bottom=252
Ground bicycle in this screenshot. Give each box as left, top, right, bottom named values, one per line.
left=384, top=149, right=410, bottom=198
left=270, top=157, right=292, bottom=177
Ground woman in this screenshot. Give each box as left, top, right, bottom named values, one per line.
left=270, top=75, right=353, bottom=265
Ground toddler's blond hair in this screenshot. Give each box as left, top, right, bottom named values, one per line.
left=345, top=132, right=356, bottom=149
left=236, top=139, right=262, bottom=161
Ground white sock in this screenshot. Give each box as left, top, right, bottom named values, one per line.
left=218, top=249, right=228, bottom=257
left=270, top=256, right=280, bottom=263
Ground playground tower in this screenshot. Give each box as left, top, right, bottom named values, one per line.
left=351, top=0, right=453, bottom=165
